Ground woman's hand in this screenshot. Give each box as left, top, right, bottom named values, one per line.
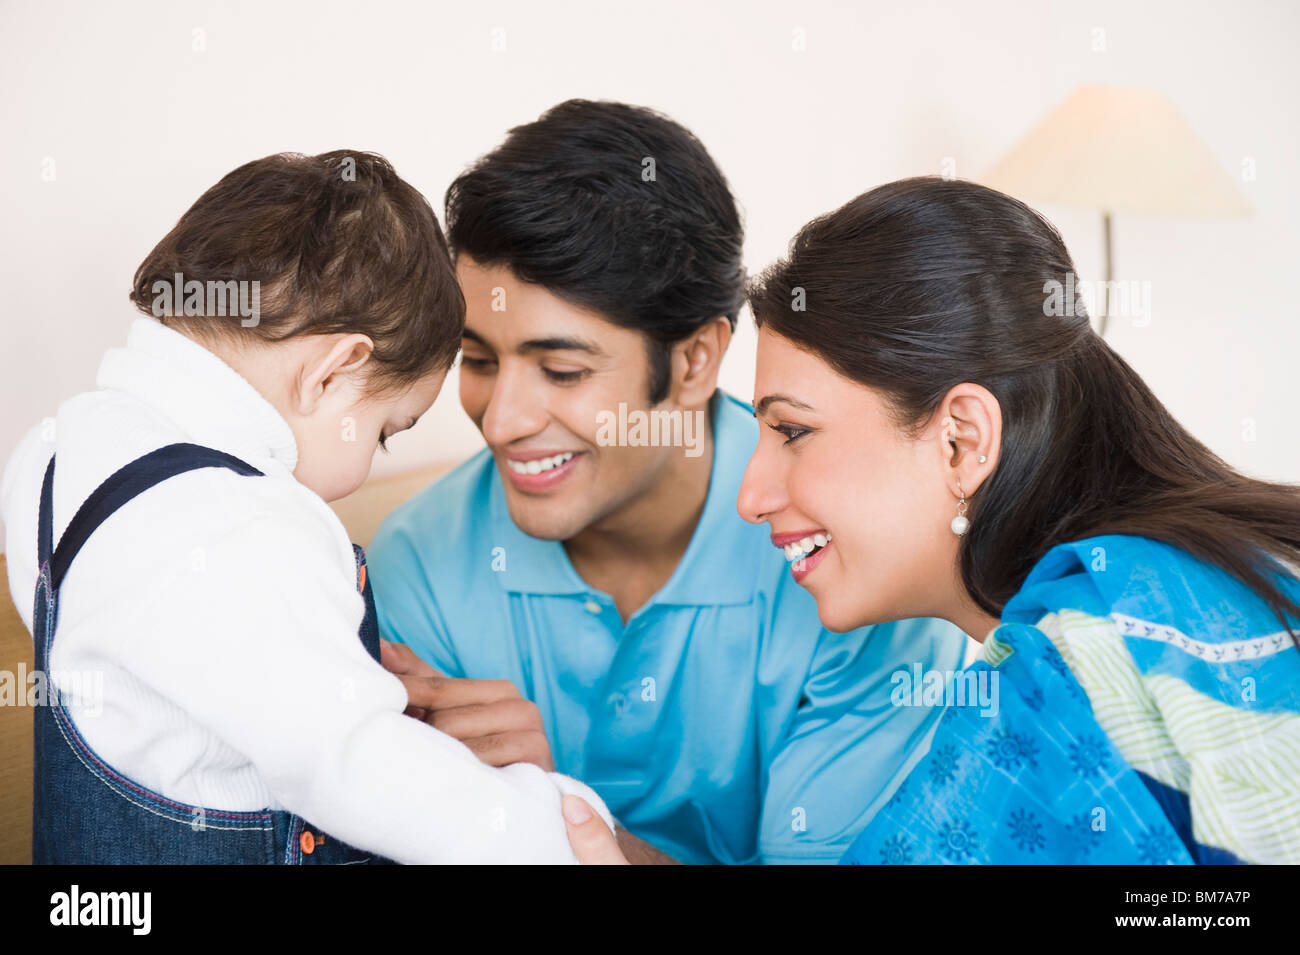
left=562, top=796, right=629, bottom=864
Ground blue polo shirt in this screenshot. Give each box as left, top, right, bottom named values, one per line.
left=368, top=390, right=967, bottom=864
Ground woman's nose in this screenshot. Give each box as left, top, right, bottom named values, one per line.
left=737, top=440, right=788, bottom=525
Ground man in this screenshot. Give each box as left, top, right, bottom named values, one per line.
left=369, top=99, right=968, bottom=864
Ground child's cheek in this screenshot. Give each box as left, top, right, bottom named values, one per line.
left=352, top=439, right=381, bottom=491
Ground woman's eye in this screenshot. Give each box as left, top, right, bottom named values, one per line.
left=543, top=367, right=588, bottom=384
left=768, top=422, right=811, bottom=445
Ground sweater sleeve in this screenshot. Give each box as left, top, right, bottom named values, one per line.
left=103, top=495, right=614, bottom=863
left=1, top=422, right=46, bottom=634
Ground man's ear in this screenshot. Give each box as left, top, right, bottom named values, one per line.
left=932, top=383, right=1002, bottom=500
left=294, top=334, right=375, bottom=416
left=673, top=316, right=733, bottom=407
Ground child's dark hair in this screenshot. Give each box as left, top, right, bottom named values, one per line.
left=130, top=150, right=464, bottom=397
left=444, top=99, right=745, bottom=404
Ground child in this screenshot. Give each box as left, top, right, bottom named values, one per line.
left=1, top=150, right=614, bottom=864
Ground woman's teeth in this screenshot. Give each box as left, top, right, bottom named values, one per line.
left=507, top=452, right=575, bottom=475
left=784, top=532, right=831, bottom=562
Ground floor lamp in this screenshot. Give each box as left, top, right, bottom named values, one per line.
left=981, top=85, right=1252, bottom=337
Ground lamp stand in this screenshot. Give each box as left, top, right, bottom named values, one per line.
left=1099, top=211, right=1113, bottom=338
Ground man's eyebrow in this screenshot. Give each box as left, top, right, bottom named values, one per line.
left=460, top=327, right=605, bottom=357
left=755, top=394, right=815, bottom=416
left=517, top=336, right=605, bottom=357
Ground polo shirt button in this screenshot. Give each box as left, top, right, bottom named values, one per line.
left=583, top=599, right=602, bottom=614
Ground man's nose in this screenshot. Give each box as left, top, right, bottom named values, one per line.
left=480, top=365, right=548, bottom=448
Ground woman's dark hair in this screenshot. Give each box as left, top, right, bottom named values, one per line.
left=130, top=150, right=464, bottom=396
left=444, top=99, right=745, bottom=404
left=747, top=176, right=1300, bottom=645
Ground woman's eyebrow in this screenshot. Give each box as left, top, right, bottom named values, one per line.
left=755, top=394, right=814, bottom=416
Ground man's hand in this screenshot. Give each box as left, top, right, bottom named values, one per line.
left=380, top=639, right=556, bottom=772
left=562, top=796, right=629, bottom=864
left=614, top=825, right=681, bottom=864
left=559, top=797, right=679, bottom=864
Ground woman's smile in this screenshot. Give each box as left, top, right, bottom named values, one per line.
left=770, top=528, right=834, bottom=583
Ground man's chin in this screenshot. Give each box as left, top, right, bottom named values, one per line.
left=503, top=494, right=591, bottom=542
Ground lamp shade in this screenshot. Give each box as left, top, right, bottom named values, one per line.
left=981, top=85, right=1252, bottom=218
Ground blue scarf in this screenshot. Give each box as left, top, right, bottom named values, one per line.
left=841, top=534, right=1300, bottom=865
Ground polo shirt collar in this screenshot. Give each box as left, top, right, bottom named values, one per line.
left=489, top=390, right=759, bottom=606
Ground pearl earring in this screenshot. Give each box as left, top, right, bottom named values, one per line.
left=978, top=455, right=987, bottom=463
left=951, top=479, right=969, bottom=536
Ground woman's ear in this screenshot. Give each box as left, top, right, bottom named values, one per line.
left=294, top=334, right=375, bottom=416
left=933, top=383, right=1002, bottom=499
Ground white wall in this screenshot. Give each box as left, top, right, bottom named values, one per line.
left=3, top=0, right=1297, bottom=552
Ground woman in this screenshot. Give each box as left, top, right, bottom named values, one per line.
left=564, top=177, right=1300, bottom=864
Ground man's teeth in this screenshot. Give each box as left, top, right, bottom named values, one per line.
left=507, top=452, right=576, bottom=475
left=784, top=532, right=832, bottom=561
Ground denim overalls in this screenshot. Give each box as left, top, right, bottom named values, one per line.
left=32, top=442, right=393, bottom=864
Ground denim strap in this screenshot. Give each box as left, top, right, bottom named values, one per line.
left=40, top=442, right=264, bottom=591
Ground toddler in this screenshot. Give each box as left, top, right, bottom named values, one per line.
left=1, top=150, right=614, bottom=864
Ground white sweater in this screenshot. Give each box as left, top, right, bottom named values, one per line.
left=2, top=316, right=614, bottom=863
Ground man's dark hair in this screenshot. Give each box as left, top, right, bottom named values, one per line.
left=445, top=99, right=745, bottom=404
left=130, top=150, right=465, bottom=396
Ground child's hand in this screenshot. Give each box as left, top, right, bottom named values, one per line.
left=379, top=639, right=556, bottom=772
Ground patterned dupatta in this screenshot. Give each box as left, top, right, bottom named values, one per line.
left=841, top=534, right=1300, bottom=865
